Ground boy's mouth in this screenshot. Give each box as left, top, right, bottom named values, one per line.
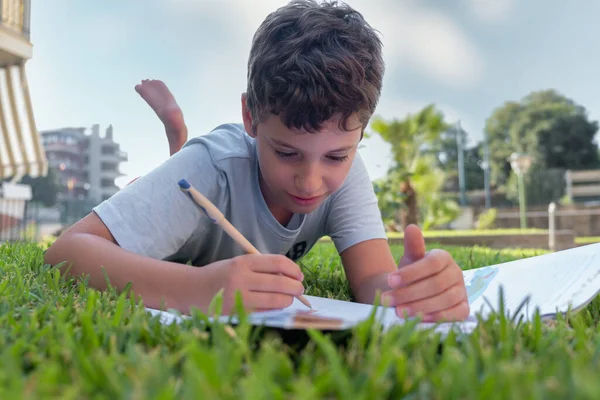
left=289, top=193, right=323, bottom=206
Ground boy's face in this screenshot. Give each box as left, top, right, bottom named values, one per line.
left=241, top=95, right=362, bottom=225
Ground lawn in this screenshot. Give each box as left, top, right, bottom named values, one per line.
left=387, top=228, right=548, bottom=238
left=319, top=229, right=549, bottom=244
left=1, top=240, right=599, bottom=398
left=575, top=236, right=600, bottom=245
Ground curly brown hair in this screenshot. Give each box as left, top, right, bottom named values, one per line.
left=245, top=0, right=385, bottom=134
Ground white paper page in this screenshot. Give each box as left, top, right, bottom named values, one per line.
left=467, top=243, right=600, bottom=320
left=146, top=294, right=478, bottom=335
left=189, top=296, right=395, bottom=329
left=248, top=295, right=389, bottom=323
left=145, top=243, right=600, bottom=331
left=146, top=307, right=185, bottom=325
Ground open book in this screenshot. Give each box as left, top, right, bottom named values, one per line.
left=146, top=242, right=600, bottom=335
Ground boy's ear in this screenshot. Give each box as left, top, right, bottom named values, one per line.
left=241, top=93, right=256, bottom=138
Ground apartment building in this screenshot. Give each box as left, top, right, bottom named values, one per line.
left=1, top=0, right=47, bottom=239
left=41, top=124, right=128, bottom=204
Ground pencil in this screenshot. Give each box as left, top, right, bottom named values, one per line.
left=177, top=178, right=312, bottom=309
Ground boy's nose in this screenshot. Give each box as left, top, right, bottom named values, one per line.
left=295, top=165, right=322, bottom=195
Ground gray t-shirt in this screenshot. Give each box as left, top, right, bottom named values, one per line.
left=93, top=123, right=387, bottom=266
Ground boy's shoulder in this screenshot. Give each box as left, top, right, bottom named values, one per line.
left=182, top=123, right=255, bottom=164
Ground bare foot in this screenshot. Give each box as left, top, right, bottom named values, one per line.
left=135, top=79, right=188, bottom=155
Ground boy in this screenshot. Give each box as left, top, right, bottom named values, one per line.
left=45, top=0, right=469, bottom=323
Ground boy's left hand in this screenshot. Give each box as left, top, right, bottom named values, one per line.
left=381, top=225, right=470, bottom=322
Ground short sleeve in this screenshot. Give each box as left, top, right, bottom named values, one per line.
left=324, top=153, right=387, bottom=254
left=93, top=142, right=222, bottom=260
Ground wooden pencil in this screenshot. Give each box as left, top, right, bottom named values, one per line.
left=177, top=178, right=313, bottom=309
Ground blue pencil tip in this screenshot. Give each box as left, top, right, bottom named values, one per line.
left=178, top=179, right=191, bottom=189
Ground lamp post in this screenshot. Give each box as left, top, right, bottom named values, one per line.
left=456, top=121, right=467, bottom=206
left=478, top=141, right=491, bottom=209
left=509, top=152, right=532, bottom=229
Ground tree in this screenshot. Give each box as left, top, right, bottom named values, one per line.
left=484, top=101, right=522, bottom=187
left=485, top=89, right=599, bottom=188
left=434, top=124, right=462, bottom=187
left=370, top=105, right=450, bottom=229
left=19, top=167, right=60, bottom=207
left=464, top=144, right=485, bottom=191
left=411, top=155, right=461, bottom=230
left=435, top=124, right=485, bottom=192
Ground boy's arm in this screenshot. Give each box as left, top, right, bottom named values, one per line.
left=325, top=155, right=469, bottom=321
left=45, top=212, right=305, bottom=314
left=324, top=153, right=392, bottom=302
left=341, top=226, right=470, bottom=322
left=339, top=238, right=396, bottom=304
left=44, top=143, right=305, bottom=314
left=44, top=212, right=218, bottom=312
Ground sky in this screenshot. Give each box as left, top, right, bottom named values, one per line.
left=25, top=0, right=600, bottom=188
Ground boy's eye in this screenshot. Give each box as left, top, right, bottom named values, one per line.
left=328, top=154, right=349, bottom=163
left=276, top=150, right=297, bottom=159
left=275, top=149, right=349, bottom=163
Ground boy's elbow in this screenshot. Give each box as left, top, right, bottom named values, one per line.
left=44, top=212, right=117, bottom=267
left=43, top=233, right=73, bottom=267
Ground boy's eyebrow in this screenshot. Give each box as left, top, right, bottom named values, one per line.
left=269, top=137, right=295, bottom=148
left=327, top=145, right=355, bottom=153
left=270, top=137, right=355, bottom=152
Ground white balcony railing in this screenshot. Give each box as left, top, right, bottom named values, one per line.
left=0, top=0, right=31, bottom=39
left=100, top=169, right=124, bottom=179
left=100, top=151, right=128, bottom=164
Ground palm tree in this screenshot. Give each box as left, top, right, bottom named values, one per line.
left=370, top=105, right=449, bottom=229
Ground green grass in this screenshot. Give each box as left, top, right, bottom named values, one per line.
left=575, top=236, right=600, bottom=245
left=319, top=229, right=548, bottom=243
left=1, top=240, right=599, bottom=398
left=388, top=229, right=547, bottom=238
left=300, top=243, right=548, bottom=301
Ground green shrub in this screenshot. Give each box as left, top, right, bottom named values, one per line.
left=475, top=208, right=497, bottom=230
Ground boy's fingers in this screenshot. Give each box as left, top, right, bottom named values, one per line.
left=392, top=283, right=467, bottom=316
left=383, top=271, right=463, bottom=306
left=248, top=272, right=305, bottom=296
left=421, top=300, right=470, bottom=323
left=400, top=224, right=426, bottom=267
left=242, top=254, right=304, bottom=280
left=243, top=291, right=295, bottom=311
left=391, top=249, right=451, bottom=286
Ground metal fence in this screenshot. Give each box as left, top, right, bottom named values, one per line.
left=0, top=198, right=31, bottom=242
left=0, top=181, right=34, bottom=242
left=500, top=203, right=600, bottom=251
left=1, top=196, right=100, bottom=243
left=505, top=168, right=567, bottom=207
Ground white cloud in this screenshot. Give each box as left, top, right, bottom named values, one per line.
left=157, top=0, right=486, bottom=180
left=357, top=2, right=484, bottom=87
left=402, top=11, right=484, bottom=87
left=164, top=0, right=484, bottom=88
left=467, top=0, right=514, bottom=23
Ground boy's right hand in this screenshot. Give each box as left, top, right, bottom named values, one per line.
left=197, top=254, right=305, bottom=314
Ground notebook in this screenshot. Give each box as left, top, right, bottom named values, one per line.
left=146, top=243, right=600, bottom=335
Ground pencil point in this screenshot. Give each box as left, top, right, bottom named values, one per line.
left=298, top=295, right=312, bottom=309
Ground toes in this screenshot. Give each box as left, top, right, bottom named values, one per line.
left=135, top=79, right=153, bottom=92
